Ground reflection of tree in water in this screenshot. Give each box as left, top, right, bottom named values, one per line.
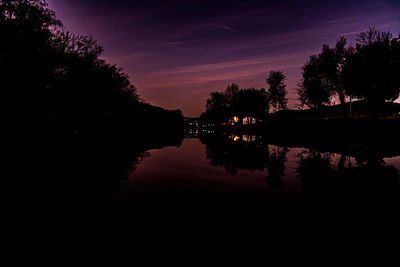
left=126, top=152, right=151, bottom=175
left=109, top=135, right=184, bottom=197
left=200, top=135, right=269, bottom=175
left=47, top=131, right=184, bottom=205
left=200, top=135, right=289, bottom=188
left=201, top=134, right=400, bottom=201
left=297, top=150, right=337, bottom=195
left=265, top=146, right=288, bottom=188
left=296, top=148, right=400, bottom=207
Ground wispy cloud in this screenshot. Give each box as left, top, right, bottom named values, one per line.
left=163, top=41, right=185, bottom=48
left=323, top=16, right=358, bottom=25
left=136, top=51, right=308, bottom=93
left=216, top=25, right=238, bottom=33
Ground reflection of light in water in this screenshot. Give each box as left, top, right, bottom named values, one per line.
left=243, top=117, right=256, bottom=125
left=242, top=135, right=256, bottom=142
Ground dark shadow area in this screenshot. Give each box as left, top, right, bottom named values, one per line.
left=265, top=146, right=288, bottom=188
left=0, top=1, right=184, bottom=213
left=39, top=128, right=184, bottom=211
left=196, top=132, right=400, bottom=214
left=297, top=149, right=400, bottom=213
left=3, top=2, right=399, bottom=224
left=199, top=134, right=289, bottom=189
left=199, top=134, right=269, bottom=175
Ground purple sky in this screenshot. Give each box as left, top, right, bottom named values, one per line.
left=47, top=0, right=400, bottom=116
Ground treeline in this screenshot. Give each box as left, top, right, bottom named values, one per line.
left=0, top=0, right=185, bottom=207
left=298, top=28, right=400, bottom=108
left=200, top=71, right=288, bottom=124
left=0, top=0, right=183, bottom=136
left=201, top=28, right=400, bottom=124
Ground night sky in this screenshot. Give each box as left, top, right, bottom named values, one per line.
left=47, top=0, right=400, bottom=116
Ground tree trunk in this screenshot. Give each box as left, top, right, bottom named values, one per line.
left=339, top=92, right=345, bottom=105
left=349, top=97, right=352, bottom=117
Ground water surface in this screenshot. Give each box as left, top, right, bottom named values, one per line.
left=110, top=136, right=400, bottom=210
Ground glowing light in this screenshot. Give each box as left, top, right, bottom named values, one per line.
left=233, top=116, right=239, bottom=123
left=233, top=136, right=240, bottom=141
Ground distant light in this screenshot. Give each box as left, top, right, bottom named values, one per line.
left=233, top=136, right=240, bottom=141
left=233, top=116, right=239, bottom=123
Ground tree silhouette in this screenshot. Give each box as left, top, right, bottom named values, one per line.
left=266, top=70, right=288, bottom=111
left=204, top=86, right=232, bottom=123
left=342, top=28, right=400, bottom=104
left=297, top=55, right=332, bottom=108
left=232, top=88, right=269, bottom=123
left=1, top=0, right=183, bottom=134
left=1, top=0, right=61, bottom=123
left=318, top=37, right=350, bottom=104
left=202, top=83, right=269, bottom=124
left=297, top=37, right=351, bottom=108
left=224, top=83, right=240, bottom=105
left=298, top=28, right=400, bottom=110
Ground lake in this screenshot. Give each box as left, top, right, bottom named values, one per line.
left=106, top=135, right=400, bottom=212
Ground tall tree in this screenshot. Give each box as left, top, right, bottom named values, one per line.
left=266, top=70, right=288, bottom=111
left=297, top=55, right=332, bottom=108
left=297, top=37, right=351, bottom=108
left=319, top=37, right=350, bottom=104
left=224, top=83, right=240, bottom=105
left=0, top=0, right=61, bottom=117
left=342, top=28, right=400, bottom=104
left=204, top=91, right=230, bottom=122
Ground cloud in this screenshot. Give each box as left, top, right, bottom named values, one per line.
left=323, top=16, right=358, bottom=25
left=216, top=25, right=238, bottom=33
left=136, top=51, right=307, bottom=94
left=163, top=41, right=185, bottom=48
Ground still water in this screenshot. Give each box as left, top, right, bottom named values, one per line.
left=109, top=136, right=400, bottom=210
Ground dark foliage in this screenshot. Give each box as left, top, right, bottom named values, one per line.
left=200, top=134, right=270, bottom=175
left=0, top=0, right=183, bottom=136
left=201, top=83, right=269, bottom=124
left=298, top=37, right=351, bottom=108
left=299, top=28, right=400, bottom=109
left=1, top=1, right=184, bottom=211
left=297, top=148, right=400, bottom=209
left=266, top=70, right=288, bottom=111
left=265, top=146, right=288, bottom=188
left=199, top=134, right=289, bottom=190
left=343, top=28, right=400, bottom=103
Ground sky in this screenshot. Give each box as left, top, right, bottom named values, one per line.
left=47, top=0, right=400, bottom=117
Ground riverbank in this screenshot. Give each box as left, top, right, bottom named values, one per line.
left=193, top=101, right=400, bottom=141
